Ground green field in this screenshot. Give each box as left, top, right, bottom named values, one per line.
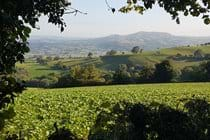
left=16, top=45, right=210, bottom=79
left=1, top=83, right=210, bottom=139
left=16, top=60, right=62, bottom=79
left=10, top=45, right=210, bottom=139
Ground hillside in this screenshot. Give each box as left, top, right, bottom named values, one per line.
left=48, top=45, right=210, bottom=71
left=29, top=32, right=210, bottom=57
left=17, top=45, right=210, bottom=79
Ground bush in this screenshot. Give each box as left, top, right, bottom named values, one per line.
left=48, top=123, right=78, bottom=140
left=113, top=64, right=131, bottom=84
left=180, top=61, right=210, bottom=82
left=26, top=73, right=59, bottom=88
left=106, top=50, right=117, bottom=56
left=55, top=65, right=105, bottom=87
left=138, top=66, right=155, bottom=83
left=154, top=60, right=174, bottom=83
left=131, top=46, right=140, bottom=54
left=89, top=99, right=210, bottom=140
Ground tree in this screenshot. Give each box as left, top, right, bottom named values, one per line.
left=70, top=65, right=104, bottom=83
left=154, top=60, right=174, bottom=83
left=180, top=63, right=208, bottom=82
left=106, top=50, right=117, bottom=56
left=204, top=61, right=210, bottom=81
left=194, top=49, right=204, bottom=59
left=36, top=57, right=47, bottom=65
left=88, top=52, right=93, bottom=58
left=81, top=65, right=103, bottom=82
left=180, top=66, right=206, bottom=82
left=0, top=0, right=71, bottom=109
left=131, top=46, right=140, bottom=54
left=115, top=0, right=210, bottom=25
left=139, top=66, right=155, bottom=82
left=113, top=64, right=131, bottom=83
left=70, top=65, right=82, bottom=80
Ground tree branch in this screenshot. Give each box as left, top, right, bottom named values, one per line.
left=65, top=7, right=87, bottom=16
left=105, top=0, right=115, bottom=13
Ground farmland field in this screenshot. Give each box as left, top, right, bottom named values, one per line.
left=15, top=45, right=210, bottom=80
left=1, top=83, right=210, bottom=139
left=16, top=60, right=62, bottom=79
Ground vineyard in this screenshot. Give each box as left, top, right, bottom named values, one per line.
left=1, top=83, right=210, bottom=139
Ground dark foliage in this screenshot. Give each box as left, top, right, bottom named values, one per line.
left=138, top=66, right=155, bottom=83
left=0, top=0, right=70, bottom=109
left=194, top=49, right=204, bottom=58
left=154, top=60, right=174, bottom=82
left=131, top=46, right=140, bottom=54
left=24, top=60, right=210, bottom=88
left=205, top=61, right=210, bottom=80
left=4, top=123, right=79, bottom=140
left=180, top=61, right=210, bottom=82
left=0, top=76, right=25, bottom=109
left=0, top=106, right=15, bottom=131
left=119, top=0, right=210, bottom=25
left=89, top=98, right=210, bottom=140
left=113, top=64, right=132, bottom=84
left=106, top=50, right=117, bottom=56
left=88, top=52, right=93, bottom=58
left=48, top=123, right=79, bottom=140
left=36, top=57, right=47, bottom=65
left=5, top=131, right=24, bottom=140
left=54, top=65, right=105, bottom=87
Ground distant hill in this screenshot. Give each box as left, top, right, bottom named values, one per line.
left=29, top=32, right=210, bottom=56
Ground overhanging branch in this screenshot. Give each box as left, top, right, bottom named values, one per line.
left=65, top=7, right=87, bottom=16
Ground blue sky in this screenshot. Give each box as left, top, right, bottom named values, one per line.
left=31, top=0, right=210, bottom=38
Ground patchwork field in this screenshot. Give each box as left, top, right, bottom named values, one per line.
left=1, top=83, right=210, bottom=139
left=17, top=45, right=210, bottom=80
left=16, top=60, right=62, bottom=79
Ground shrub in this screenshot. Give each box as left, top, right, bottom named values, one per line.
left=154, top=60, right=174, bottom=83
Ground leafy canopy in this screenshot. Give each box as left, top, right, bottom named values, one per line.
left=116, top=0, right=210, bottom=24
left=0, top=0, right=71, bottom=109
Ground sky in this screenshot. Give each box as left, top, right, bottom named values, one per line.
left=31, top=0, right=210, bottom=38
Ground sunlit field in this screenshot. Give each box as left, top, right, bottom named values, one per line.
left=1, top=83, right=210, bottom=139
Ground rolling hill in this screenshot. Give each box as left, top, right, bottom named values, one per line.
left=29, top=31, right=210, bottom=57
left=18, top=45, right=210, bottom=79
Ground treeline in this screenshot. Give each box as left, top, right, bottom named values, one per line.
left=169, top=49, right=210, bottom=61
left=15, top=60, right=210, bottom=88
left=25, top=65, right=106, bottom=88
left=180, top=61, right=210, bottom=82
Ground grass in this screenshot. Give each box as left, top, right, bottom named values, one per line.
left=16, top=60, right=62, bottom=79
left=1, top=83, right=210, bottom=139
left=49, top=58, right=102, bottom=67
left=161, top=45, right=210, bottom=55
left=99, top=55, right=131, bottom=70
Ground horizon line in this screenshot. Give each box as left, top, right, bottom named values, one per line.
left=31, top=31, right=210, bottom=39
